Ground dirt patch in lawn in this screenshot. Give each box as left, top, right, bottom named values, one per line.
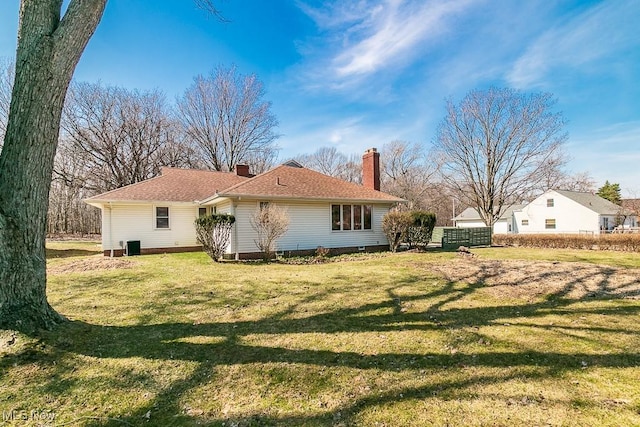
left=48, top=255, right=136, bottom=274
left=427, top=258, right=640, bottom=300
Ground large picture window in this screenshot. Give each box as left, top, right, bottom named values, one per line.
left=156, top=207, right=170, bottom=229
left=331, top=204, right=372, bottom=231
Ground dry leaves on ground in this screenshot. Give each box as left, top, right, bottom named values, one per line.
left=426, top=258, right=640, bottom=300
left=48, top=255, right=136, bottom=274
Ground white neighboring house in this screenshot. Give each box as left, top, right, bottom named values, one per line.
left=453, top=204, right=526, bottom=234
left=454, top=189, right=637, bottom=235
left=513, top=189, right=636, bottom=235
left=85, top=149, right=405, bottom=258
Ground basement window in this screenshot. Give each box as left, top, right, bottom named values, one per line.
left=156, top=207, right=170, bottom=229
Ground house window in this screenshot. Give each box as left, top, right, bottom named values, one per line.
left=342, top=205, right=352, bottom=230
left=364, top=205, right=372, bottom=229
left=260, top=201, right=269, bottom=210
left=332, top=205, right=341, bottom=230
left=156, top=207, right=170, bottom=229
left=353, top=205, right=362, bottom=230
left=331, top=204, right=372, bottom=231
left=198, top=207, right=207, bottom=217
left=521, top=219, right=529, bottom=226
left=545, top=219, right=556, bottom=229
left=547, top=198, right=554, bottom=207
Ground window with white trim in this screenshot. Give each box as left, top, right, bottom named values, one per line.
left=331, top=204, right=372, bottom=231
left=521, top=219, right=529, bottom=226
left=545, top=218, right=556, bottom=229
left=156, top=207, right=170, bottom=229
left=547, top=198, right=554, bottom=207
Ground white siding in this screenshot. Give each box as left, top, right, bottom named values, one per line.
left=101, top=203, right=200, bottom=250
left=515, top=190, right=600, bottom=234
left=456, top=219, right=507, bottom=234
left=233, top=200, right=391, bottom=254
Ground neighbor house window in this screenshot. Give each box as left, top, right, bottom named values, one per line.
left=331, top=204, right=372, bottom=231
left=547, top=198, right=554, bottom=207
left=156, top=207, right=169, bottom=229
left=545, top=219, right=556, bottom=229
left=521, top=219, right=529, bottom=226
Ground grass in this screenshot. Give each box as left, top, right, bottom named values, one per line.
left=1, top=243, right=640, bottom=426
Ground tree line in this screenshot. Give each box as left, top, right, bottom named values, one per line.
left=1, top=60, right=280, bottom=235
left=1, top=58, right=598, bottom=235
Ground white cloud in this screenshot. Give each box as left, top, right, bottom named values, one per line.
left=296, top=0, right=479, bottom=87
left=507, top=0, right=640, bottom=88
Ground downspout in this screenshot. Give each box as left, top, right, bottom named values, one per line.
left=108, top=202, right=114, bottom=258
left=231, top=200, right=239, bottom=260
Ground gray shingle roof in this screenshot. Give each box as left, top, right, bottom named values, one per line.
left=454, top=204, right=525, bottom=221
left=554, top=190, right=623, bottom=215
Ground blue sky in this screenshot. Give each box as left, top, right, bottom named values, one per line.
left=1, top=0, right=638, bottom=195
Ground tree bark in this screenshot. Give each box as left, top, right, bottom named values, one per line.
left=0, top=0, right=106, bottom=332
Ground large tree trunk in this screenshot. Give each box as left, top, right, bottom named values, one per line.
left=0, top=0, right=106, bottom=332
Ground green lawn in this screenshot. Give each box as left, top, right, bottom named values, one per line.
left=1, top=243, right=640, bottom=426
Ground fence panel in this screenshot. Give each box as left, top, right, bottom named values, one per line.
left=442, top=227, right=492, bottom=249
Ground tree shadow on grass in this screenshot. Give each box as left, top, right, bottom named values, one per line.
left=46, top=248, right=101, bottom=258
left=18, top=260, right=640, bottom=425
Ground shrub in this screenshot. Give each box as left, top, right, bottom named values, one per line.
left=315, top=246, right=330, bottom=258
left=493, top=233, right=640, bottom=252
left=194, top=214, right=236, bottom=262
left=408, top=211, right=436, bottom=248
left=250, top=203, right=290, bottom=261
left=382, top=211, right=413, bottom=252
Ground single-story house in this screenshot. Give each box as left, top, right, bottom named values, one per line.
left=454, top=189, right=636, bottom=235
left=513, top=189, right=636, bottom=234
left=453, top=204, right=526, bottom=234
left=85, top=148, right=405, bottom=258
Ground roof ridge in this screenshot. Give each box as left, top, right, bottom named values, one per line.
left=216, top=164, right=304, bottom=195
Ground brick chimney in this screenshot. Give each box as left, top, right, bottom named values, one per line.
left=235, top=164, right=251, bottom=177
left=362, top=148, right=380, bottom=191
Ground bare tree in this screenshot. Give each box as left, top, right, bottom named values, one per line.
left=177, top=65, right=280, bottom=173
left=380, top=140, right=438, bottom=209
left=48, top=142, right=101, bottom=235
left=61, top=82, right=179, bottom=193
left=0, top=0, right=107, bottom=331
left=0, top=58, right=14, bottom=149
left=250, top=203, right=289, bottom=261
left=434, top=87, right=567, bottom=229
left=296, top=147, right=361, bottom=183
left=0, top=0, right=225, bottom=332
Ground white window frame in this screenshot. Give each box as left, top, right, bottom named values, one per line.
left=155, top=206, right=170, bottom=230
left=331, top=204, right=373, bottom=232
